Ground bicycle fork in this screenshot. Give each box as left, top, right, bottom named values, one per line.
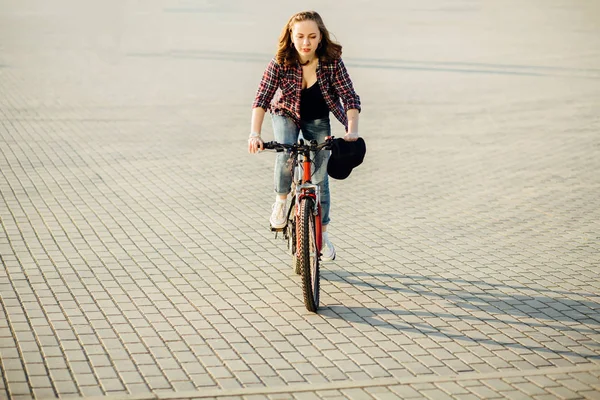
left=295, top=184, right=322, bottom=255
left=293, top=149, right=323, bottom=256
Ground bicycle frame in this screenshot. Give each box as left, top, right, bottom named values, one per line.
left=263, top=137, right=333, bottom=257
left=262, top=137, right=333, bottom=312
left=294, top=151, right=322, bottom=252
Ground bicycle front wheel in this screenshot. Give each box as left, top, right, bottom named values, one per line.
left=298, top=197, right=320, bottom=312
left=286, top=196, right=301, bottom=275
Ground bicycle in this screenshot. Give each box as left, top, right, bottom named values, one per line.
left=262, top=137, right=334, bottom=313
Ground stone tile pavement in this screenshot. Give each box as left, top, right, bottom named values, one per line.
left=1, top=0, right=599, bottom=399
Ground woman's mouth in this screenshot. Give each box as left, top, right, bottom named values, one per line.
left=302, top=48, right=311, bottom=52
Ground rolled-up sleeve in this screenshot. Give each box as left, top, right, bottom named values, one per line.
left=332, top=58, right=361, bottom=113
left=252, top=58, right=281, bottom=111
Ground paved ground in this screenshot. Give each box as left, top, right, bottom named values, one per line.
left=1, top=0, right=600, bottom=399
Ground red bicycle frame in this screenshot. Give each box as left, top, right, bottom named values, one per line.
left=295, top=155, right=323, bottom=253
left=262, top=138, right=332, bottom=263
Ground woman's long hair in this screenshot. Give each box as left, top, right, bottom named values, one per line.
left=276, top=11, right=342, bottom=66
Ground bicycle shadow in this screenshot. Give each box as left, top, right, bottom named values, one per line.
left=321, top=270, right=600, bottom=360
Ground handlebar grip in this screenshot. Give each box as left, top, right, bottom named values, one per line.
left=262, top=142, right=285, bottom=152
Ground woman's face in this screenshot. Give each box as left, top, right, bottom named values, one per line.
left=291, top=20, right=321, bottom=60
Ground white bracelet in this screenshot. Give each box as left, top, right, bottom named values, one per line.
left=249, top=132, right=261, bottom=139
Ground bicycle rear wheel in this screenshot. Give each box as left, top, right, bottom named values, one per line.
left=298, top=197, right=320, bottom=312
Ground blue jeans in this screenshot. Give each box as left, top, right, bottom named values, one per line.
left=272, top=115, right=331, bottom=226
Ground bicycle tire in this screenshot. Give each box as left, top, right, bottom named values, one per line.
left=298, top=197, right=320, bottom=312
left=286, top=214, right=301, bottom=275
left=285, top=196, right=301, bottom=275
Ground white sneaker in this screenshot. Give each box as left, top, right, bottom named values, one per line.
left=270, top=198, right=287, bottom=229
left=321, top=232, right=336, bottom=261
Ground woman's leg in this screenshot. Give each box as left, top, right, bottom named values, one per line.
left=300, top=118, right=331, bottom=227
left=269, top=115, right=299, bottom=229
left=272, top=115, right=300, bottom=197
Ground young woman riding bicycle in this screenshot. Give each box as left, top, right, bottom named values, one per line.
left=248, top=10, right=362, bottom=261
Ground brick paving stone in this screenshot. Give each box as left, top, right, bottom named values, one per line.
left=337, top=388, right=372, bottom=400
left=436, top=381, right=471, bottom=396
left=7, top=382, right=30, bottom=397
left=527, top=375, right=563, bottom=388
left=420, top=388, right=456, bottom=400
left=1, top=0, right=600, bottom=399
left=467, top=384, right=505, bottom=399
left=495, top=390, right=529, bottom=400
left=320, top=366, right=348, bottom=381
left=101, top=378, right=126, bottom=392
left=79, top=385, right=105, bottom=397
left=536, top=395, right=564, bottom=400
left=580, top=390, right=600, bottom=399
left=365, top=387, right=399, bottom=399
left=562, top=376, right=595, bottom=393
left=293, top=392, right=322, bottom=400
left=333, top=359, right=362, bottom=374
left=481, top=378, right=515, bottom=393
left=545, top=385, right=583, bottom=400
left=32, top=387, right=57, bottom=398
left=511, top=382, right=550, bottom=397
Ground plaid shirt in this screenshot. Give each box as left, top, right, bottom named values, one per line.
left=252, top=57, right=361, bottom=130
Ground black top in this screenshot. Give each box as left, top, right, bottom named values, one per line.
left=300, top=82, right=329, bottom=121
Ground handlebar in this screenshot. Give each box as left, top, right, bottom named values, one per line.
left=263, top=137, right=334, bottom=153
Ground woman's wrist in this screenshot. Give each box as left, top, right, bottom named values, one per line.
left=249, top=132, right=261, bottom=139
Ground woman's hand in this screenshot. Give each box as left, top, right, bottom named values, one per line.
left=248, top=136, right=264, bottom=153
left=343, top=131, right=359, bottom=141
left=249, top=108, right=266, bottom=153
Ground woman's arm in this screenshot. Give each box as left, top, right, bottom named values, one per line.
left=248, top=107, right=266, bottom=153
left=251, top=107, right=266, bottom=134
left=345, top=109, right=359, bottom=140
left=331, top=59, right=361, bottom=140
left=249, top=59, right=280, bottom=153
left=252, top=59, right=281, bottom=112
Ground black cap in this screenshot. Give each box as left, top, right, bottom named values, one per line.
left=327, top=137, right=366, bottom=180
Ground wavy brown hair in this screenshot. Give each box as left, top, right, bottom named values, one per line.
left=275, top=11, right=342, bottom=66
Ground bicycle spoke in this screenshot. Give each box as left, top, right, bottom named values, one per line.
left=299, top=197, right=319, bottom=312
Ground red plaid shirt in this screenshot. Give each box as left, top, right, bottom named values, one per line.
left=252, top=57, right=361, bottom=130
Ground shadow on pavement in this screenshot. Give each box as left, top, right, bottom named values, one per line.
left=321, top=269, right=600, bottom=360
